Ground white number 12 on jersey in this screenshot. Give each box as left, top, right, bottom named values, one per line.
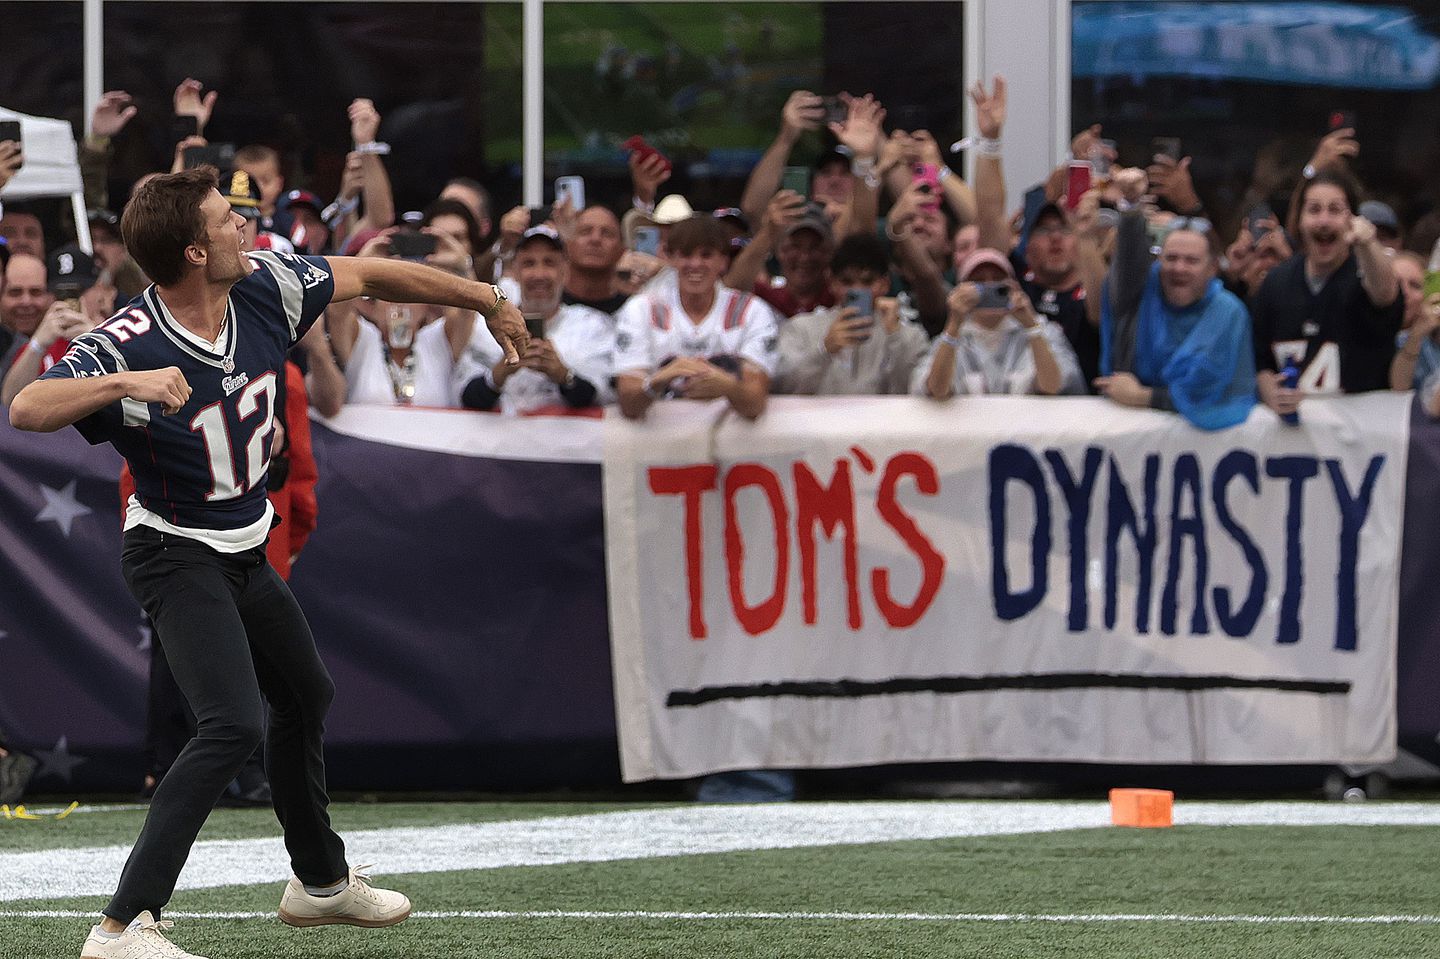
left=189, top=372, right=278, bottom=501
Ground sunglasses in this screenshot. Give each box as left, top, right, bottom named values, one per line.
left=1165, top=216, right=1213, bottom=236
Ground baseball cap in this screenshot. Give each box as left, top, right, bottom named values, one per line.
left=219, top=170, right=263, bottom=219
left=87, top=208, right=121, bottom=237
left=281, top=189, right=324, bottom=215
left=653, top=194, right=694, bottom=225
left=47, top=244, right=99, bottom=294
left=713, top=207, right=750, bottom=232
left=1358, top=200, right=1400, bottom=235
left=957, top=247, right=1017, bottom=281
left=518, top=223, right=566, bottom=252
left=784, top=203, right=834, bottom=246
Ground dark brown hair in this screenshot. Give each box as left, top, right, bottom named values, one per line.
left=121, top=166, right=218, bottom=286
left=664, top=214, right=727, bottom=256
left=1299, top=169, right=1363, bottom=216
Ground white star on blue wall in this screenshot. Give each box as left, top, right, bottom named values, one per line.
left=35, top=480, right=93, bottom=537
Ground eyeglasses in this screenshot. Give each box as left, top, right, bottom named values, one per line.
left=1165, top=216, right=1213, bottom=236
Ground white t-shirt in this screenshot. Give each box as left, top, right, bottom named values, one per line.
left=612, top=282, right=780, bottom=376
left=344, top=317, right=458, bottom=407
left=455, top=303, right=617, bottom=414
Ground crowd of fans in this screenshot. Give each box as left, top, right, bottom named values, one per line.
left=4, top=75, right=1440, bottom=431
left=4, top=75, right=1439, bottom=806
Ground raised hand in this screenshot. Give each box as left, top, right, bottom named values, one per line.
left=628, top=151, right=671, bottom=207
left=1309, top=127, right=1358, bottom=174
left=781, top=90, right=825, bottom=139
left=349, top=98, right=381, bottom=145
left=0, top=140, right=22, bottom=191
left=1345, top=214, right=1378, bottom=247
left=968, top=75, right=1007, bottom=140
left=830, top=93, right=886, bottom=159
left=1147, top=154, right=1200, bottom=211
left=172, top=78, right=218, bottom=132
left=92, top=91, right=138, bottom=138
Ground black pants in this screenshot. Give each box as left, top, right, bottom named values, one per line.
left=107, top=525, right=347, bottom=923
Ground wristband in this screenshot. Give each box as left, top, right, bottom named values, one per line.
left=642, top=374, right=660, bottom=398
left=321, top=196, right=360, bottom=229
left=850, top=156, right=876, bottom=178
left=633, top=196, right=655, bottom=215
left=938, top=332, right=962, bottom=349
left=1023, top=323, right=1046, bottom=340
left=353, top=141, right=391, bottom=156
left=936, top=165, right=952, bottom=182
left=975, top=137, right=1003, bottom=158
left=26, top=338, right=47, bottom=357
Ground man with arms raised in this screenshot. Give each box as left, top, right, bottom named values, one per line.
left=11, top=166, right=526, bottom=959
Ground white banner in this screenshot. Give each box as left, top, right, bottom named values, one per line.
left=604, top=395, right=1410, bottom=781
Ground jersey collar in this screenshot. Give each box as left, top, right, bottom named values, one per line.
left=144, top=287, right=239, bottom=372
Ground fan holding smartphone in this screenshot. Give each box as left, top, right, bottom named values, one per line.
left=772, top=236, right=930, bottom=396
left=0, top=119, right=25, bottom=192
left=919, top=249, right=1084, bottom=399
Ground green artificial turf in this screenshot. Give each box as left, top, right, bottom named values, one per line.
left=3, top=804, right=1437, bottom=958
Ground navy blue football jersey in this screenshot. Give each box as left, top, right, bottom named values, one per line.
left=39, top=251, right=334, bottom=532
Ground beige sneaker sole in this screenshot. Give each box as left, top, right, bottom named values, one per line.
left=278, top=904, right=412, bottom=928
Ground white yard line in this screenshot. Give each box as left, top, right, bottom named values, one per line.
left=4, top=909, right=1439, bottom=925
left=3, top=801, right=1438, bottom=904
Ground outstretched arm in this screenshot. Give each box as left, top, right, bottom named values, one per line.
left=325, top=255, right=529, bottom=365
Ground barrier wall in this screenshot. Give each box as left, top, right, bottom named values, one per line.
left=1, top=397, right=1436, bottom=791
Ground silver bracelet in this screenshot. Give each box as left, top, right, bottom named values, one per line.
left=975, top=137, right=1003, bottom=158
left=1023, top=323, right=1046, bottom=340
left=938, top=332, right=962, bottom=349
left=353, top=141, right=391, bottom=156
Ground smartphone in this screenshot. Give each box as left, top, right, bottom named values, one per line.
left=389, top=232, right=437, bottom=259
left=0, top=120, right=21, bottom=146
left=554, top=175, right=585, bottom=211
left=182, top=142, right=235, bottom=170
left=1246, top=204, right=1276, bottom=239
left=781, top=166, right=811, bottom=197
left=633, top=225, right=660, bottom=257
left=843, top=288, right=875, bottom=343
left=523, top=314, right=547, bottom=341
left=912, top=163, right=941, bottom=210
left=622, top=135, right=672, bottom=176
left=170, top=114, right=199, bottom=143
left=1064, top=161, right=1092, bottom=210
left=1151, top=137, right=1183, bottom=163
left=821, top=95, right=847, bottom=127
left=1327, top=110, right=1357, bottom=135
left=976, top=281, right=1010, bottom=310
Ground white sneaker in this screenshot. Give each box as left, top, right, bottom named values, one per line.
left=277, top=863, right=411, bottom=928
left=80, top=911, right=211, bottom=959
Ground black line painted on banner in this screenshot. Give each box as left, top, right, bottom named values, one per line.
left=665, top=674, right=1351, bottom=707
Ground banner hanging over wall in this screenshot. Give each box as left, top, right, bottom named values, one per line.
left=604, top=395, right=1411, bottom=781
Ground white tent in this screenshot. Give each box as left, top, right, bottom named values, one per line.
left=0, top=106, right=92, bottom=253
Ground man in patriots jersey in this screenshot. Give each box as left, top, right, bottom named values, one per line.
left=614, top=214, right=779, bottom=420
left=10, top=166, right=527, bottom=959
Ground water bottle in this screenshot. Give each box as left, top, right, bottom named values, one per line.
left=1279, top=361, right=1300, bottom=426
